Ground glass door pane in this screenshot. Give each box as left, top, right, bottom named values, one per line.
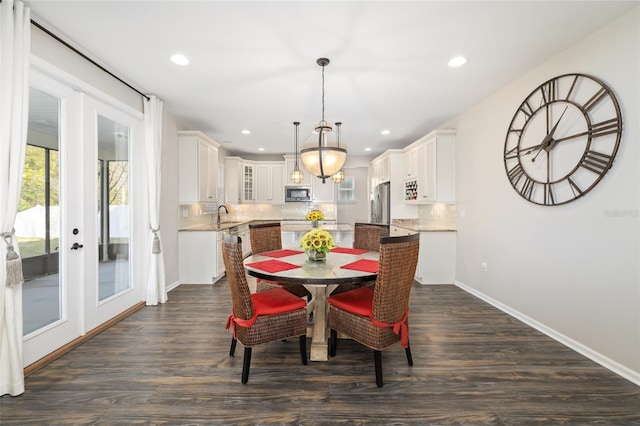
left=19, top=88, right=61, bottom=334
left=97, top=116, right=130, bottom=301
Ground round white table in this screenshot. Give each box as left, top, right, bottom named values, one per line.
left=243, top=249, right=378, bottom=361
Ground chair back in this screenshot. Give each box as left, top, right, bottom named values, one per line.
left=249, top=222, right=282, bottom=254
left=353, top=222, right=390, bottom=252
left=372, top=233, right=419, bottom=325
left=221, top=235, right=254, bottom=321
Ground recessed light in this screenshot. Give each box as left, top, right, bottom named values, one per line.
left=381, top=129, right=390, bottom=135
left=170, top=54, right=189, bottom=66
left=258, top=147, right=265, bottom=151
left=364, top=147, right=372, bottom=152
left=241, top=129, right=251, bottom=135
left=448, top=56, right=468, bottom=67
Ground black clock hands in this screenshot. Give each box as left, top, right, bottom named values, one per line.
left=531, top=105, right=569, bottom=162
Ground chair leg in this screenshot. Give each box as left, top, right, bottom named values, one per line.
left=374, top=350, right=383, bottom=387
left=299, top=335, right=308, bottom=365
left=405, top=341, right=414, bottom=366
left=229, top=337, right=237, bottom=357
left=241, top=347, right=252, bottom=384
left=329, top=329, right=337, bottom=357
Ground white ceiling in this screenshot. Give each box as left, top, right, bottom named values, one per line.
left=25, top=1, right=636, bottom=159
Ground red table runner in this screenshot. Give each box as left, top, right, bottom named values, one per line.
left=340, top=259, right=379, bottom=273
left=246, top=259, right=301, bottom=273
left=261, top=249, right=303, bottom=258
left=330, top=247, right=368, bottom=255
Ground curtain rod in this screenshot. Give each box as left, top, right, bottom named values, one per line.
left=31, top=19, right=151, bottom=101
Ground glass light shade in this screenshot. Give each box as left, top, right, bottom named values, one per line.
left=300, top=145, right=347, bottom=180
left=331, top=170, right=345, bottom=184
left=290, top=168, right=305, bottom=184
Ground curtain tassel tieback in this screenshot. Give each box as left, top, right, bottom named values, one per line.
left=225, top=311, right=257, bottom=339
left=2, top=231, right=24, bottom=287
left=370, top=310, right=410, bottom=348
left=151, top=227, right=161, bottom=254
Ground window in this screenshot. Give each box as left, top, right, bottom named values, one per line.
left=337, top=176, right=355, bottom=203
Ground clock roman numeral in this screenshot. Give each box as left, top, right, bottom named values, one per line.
left=504, top=145, right=520, bottom=160
left=583, top=87, right=608, bottom=112
left=544, top=183, right=555, bottom=206
left=579, top=150, right=612, bottom=175
left=590, top=118, right=620, bottom=139
left=568, top=177, right=583, bottom=198
left=518, top=101, right=535, bottom=119
left=519, top=177, right=535, bottom=200
left=507, top=163, right=524, bottom=185
left=540, top=80, right=556, bottom=104
left=565, top=75, right=579, bottom=101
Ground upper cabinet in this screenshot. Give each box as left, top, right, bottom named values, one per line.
left=403, top=129, right=455, bottom=204
left=255, top=162, right=285, bottom=203
left=224, top=156, right=243, bottom=203
left=371, top=153, right=390, bottom=186
left=283, top=155, right=312, bottom=186
left=312, top=177, right=336, bottom=202
left=178, top=131, right=219, bottom=203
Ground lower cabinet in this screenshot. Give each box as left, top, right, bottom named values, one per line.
left=179, top=231, right=226, bottom=284
left=390, top=226, right=455, bottom=284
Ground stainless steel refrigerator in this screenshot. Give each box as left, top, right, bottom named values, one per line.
left=371, top=182, right=390, bottom=224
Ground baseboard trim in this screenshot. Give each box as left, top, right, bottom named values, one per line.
left=454, top=280, right=640, bottom=386
left=167, top=280, right=181, bottom=292
left=24, top=301, right=146, bottom=377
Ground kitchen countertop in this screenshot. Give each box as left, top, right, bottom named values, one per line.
left=179, top=220, right=353, bottom=232
left=391, top=223, right=456, bottom=232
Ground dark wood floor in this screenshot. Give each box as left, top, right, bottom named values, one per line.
left=2, top=282, right=639, bottom=425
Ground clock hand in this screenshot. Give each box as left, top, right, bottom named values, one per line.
left=532, top=105, right=569, bottom=162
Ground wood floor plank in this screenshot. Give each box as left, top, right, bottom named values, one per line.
left=1, top=282, right=638, bottom=425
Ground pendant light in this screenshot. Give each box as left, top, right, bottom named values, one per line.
left=300, top=58, right=347, bottom=183
left=290, top=122, right=305, bottom=184
left=331, top=122, right=345, bottom=184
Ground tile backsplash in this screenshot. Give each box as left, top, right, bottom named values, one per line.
left=417, top=203, right=456, bottom=228
left=179, top=202, right=337, bottom=229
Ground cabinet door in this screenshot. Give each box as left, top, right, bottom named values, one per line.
left=206, top=144, right=218, bottom=201
left=242, top=164, right=254, bottom=202
left=419, top=141, right=436, bottom=202
left=224, top=157, right=242, bottom=203
left=312, top=178, right=335, bottom=202
left=270, top=164, right=285, bottom=202
left=404, top=148, right=419, bottom=180
left=255, top=164, right=270, bottom=202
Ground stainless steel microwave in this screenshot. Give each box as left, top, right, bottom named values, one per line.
left=285, top=186, right=312, bottom=202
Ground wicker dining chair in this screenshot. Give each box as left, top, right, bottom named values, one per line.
left=222, top=235, right=308, bottom=384
left=333, top=222, right=390, bottom=294
left=353, top=222, right=389, bottom=252
left=249, top=222, right=311, bottom=299
left=328, top=233, right=419, bottom=387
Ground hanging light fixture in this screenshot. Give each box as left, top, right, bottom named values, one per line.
left=290, top=122, right=305, bottom=184
left=300, top=58, right=347, bottom=183
left=331, top=122, right=345, bottom=184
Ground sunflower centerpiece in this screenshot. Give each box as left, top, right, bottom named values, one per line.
left=300, top=229, right=335, bottom=261
left=305, top=209, right=324, bottom=228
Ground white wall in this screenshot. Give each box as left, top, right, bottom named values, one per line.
left=451, top=9, right=639, bottom=382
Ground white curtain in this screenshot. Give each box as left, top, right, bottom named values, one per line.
left=144, top=95, right=167, bottom=305
left=0, top=0, right=30, bottom=397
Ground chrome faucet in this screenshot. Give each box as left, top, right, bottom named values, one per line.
left=217, top=204, right=229, bottom=228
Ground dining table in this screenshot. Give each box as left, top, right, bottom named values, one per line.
left=243, top=247, right=379, bottom=361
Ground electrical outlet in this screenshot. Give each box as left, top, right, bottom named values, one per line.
left=481, top=262, right=488, bottom=272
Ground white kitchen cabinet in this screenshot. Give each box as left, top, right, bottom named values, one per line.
left=255, top=162, right=285, bottom=203
left=403, top=147, right=419, bottom=181
left=178, top=131, right=219, bottom=203
left=284, top=155, right=312, bottom=186
left=312, top=177, right=336, bottom=202
left=224, top=156, right=243, bottom=203
left=390, top=225, right=455, bottom=284
left=371, top=154, right=390, bottom=186
left=242, top=163, right=255, bottom=202
left=179, top=231, right=225, bottom=284
left=403, top=129, right=455, bottom=204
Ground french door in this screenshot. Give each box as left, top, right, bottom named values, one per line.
left=21, top=69, right=144, bottom=366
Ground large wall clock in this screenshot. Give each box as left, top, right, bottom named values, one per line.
left=503, top=73, right=622, bottom=206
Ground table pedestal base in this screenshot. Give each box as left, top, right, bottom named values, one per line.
left=305, top=284, right=337, bottom=361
